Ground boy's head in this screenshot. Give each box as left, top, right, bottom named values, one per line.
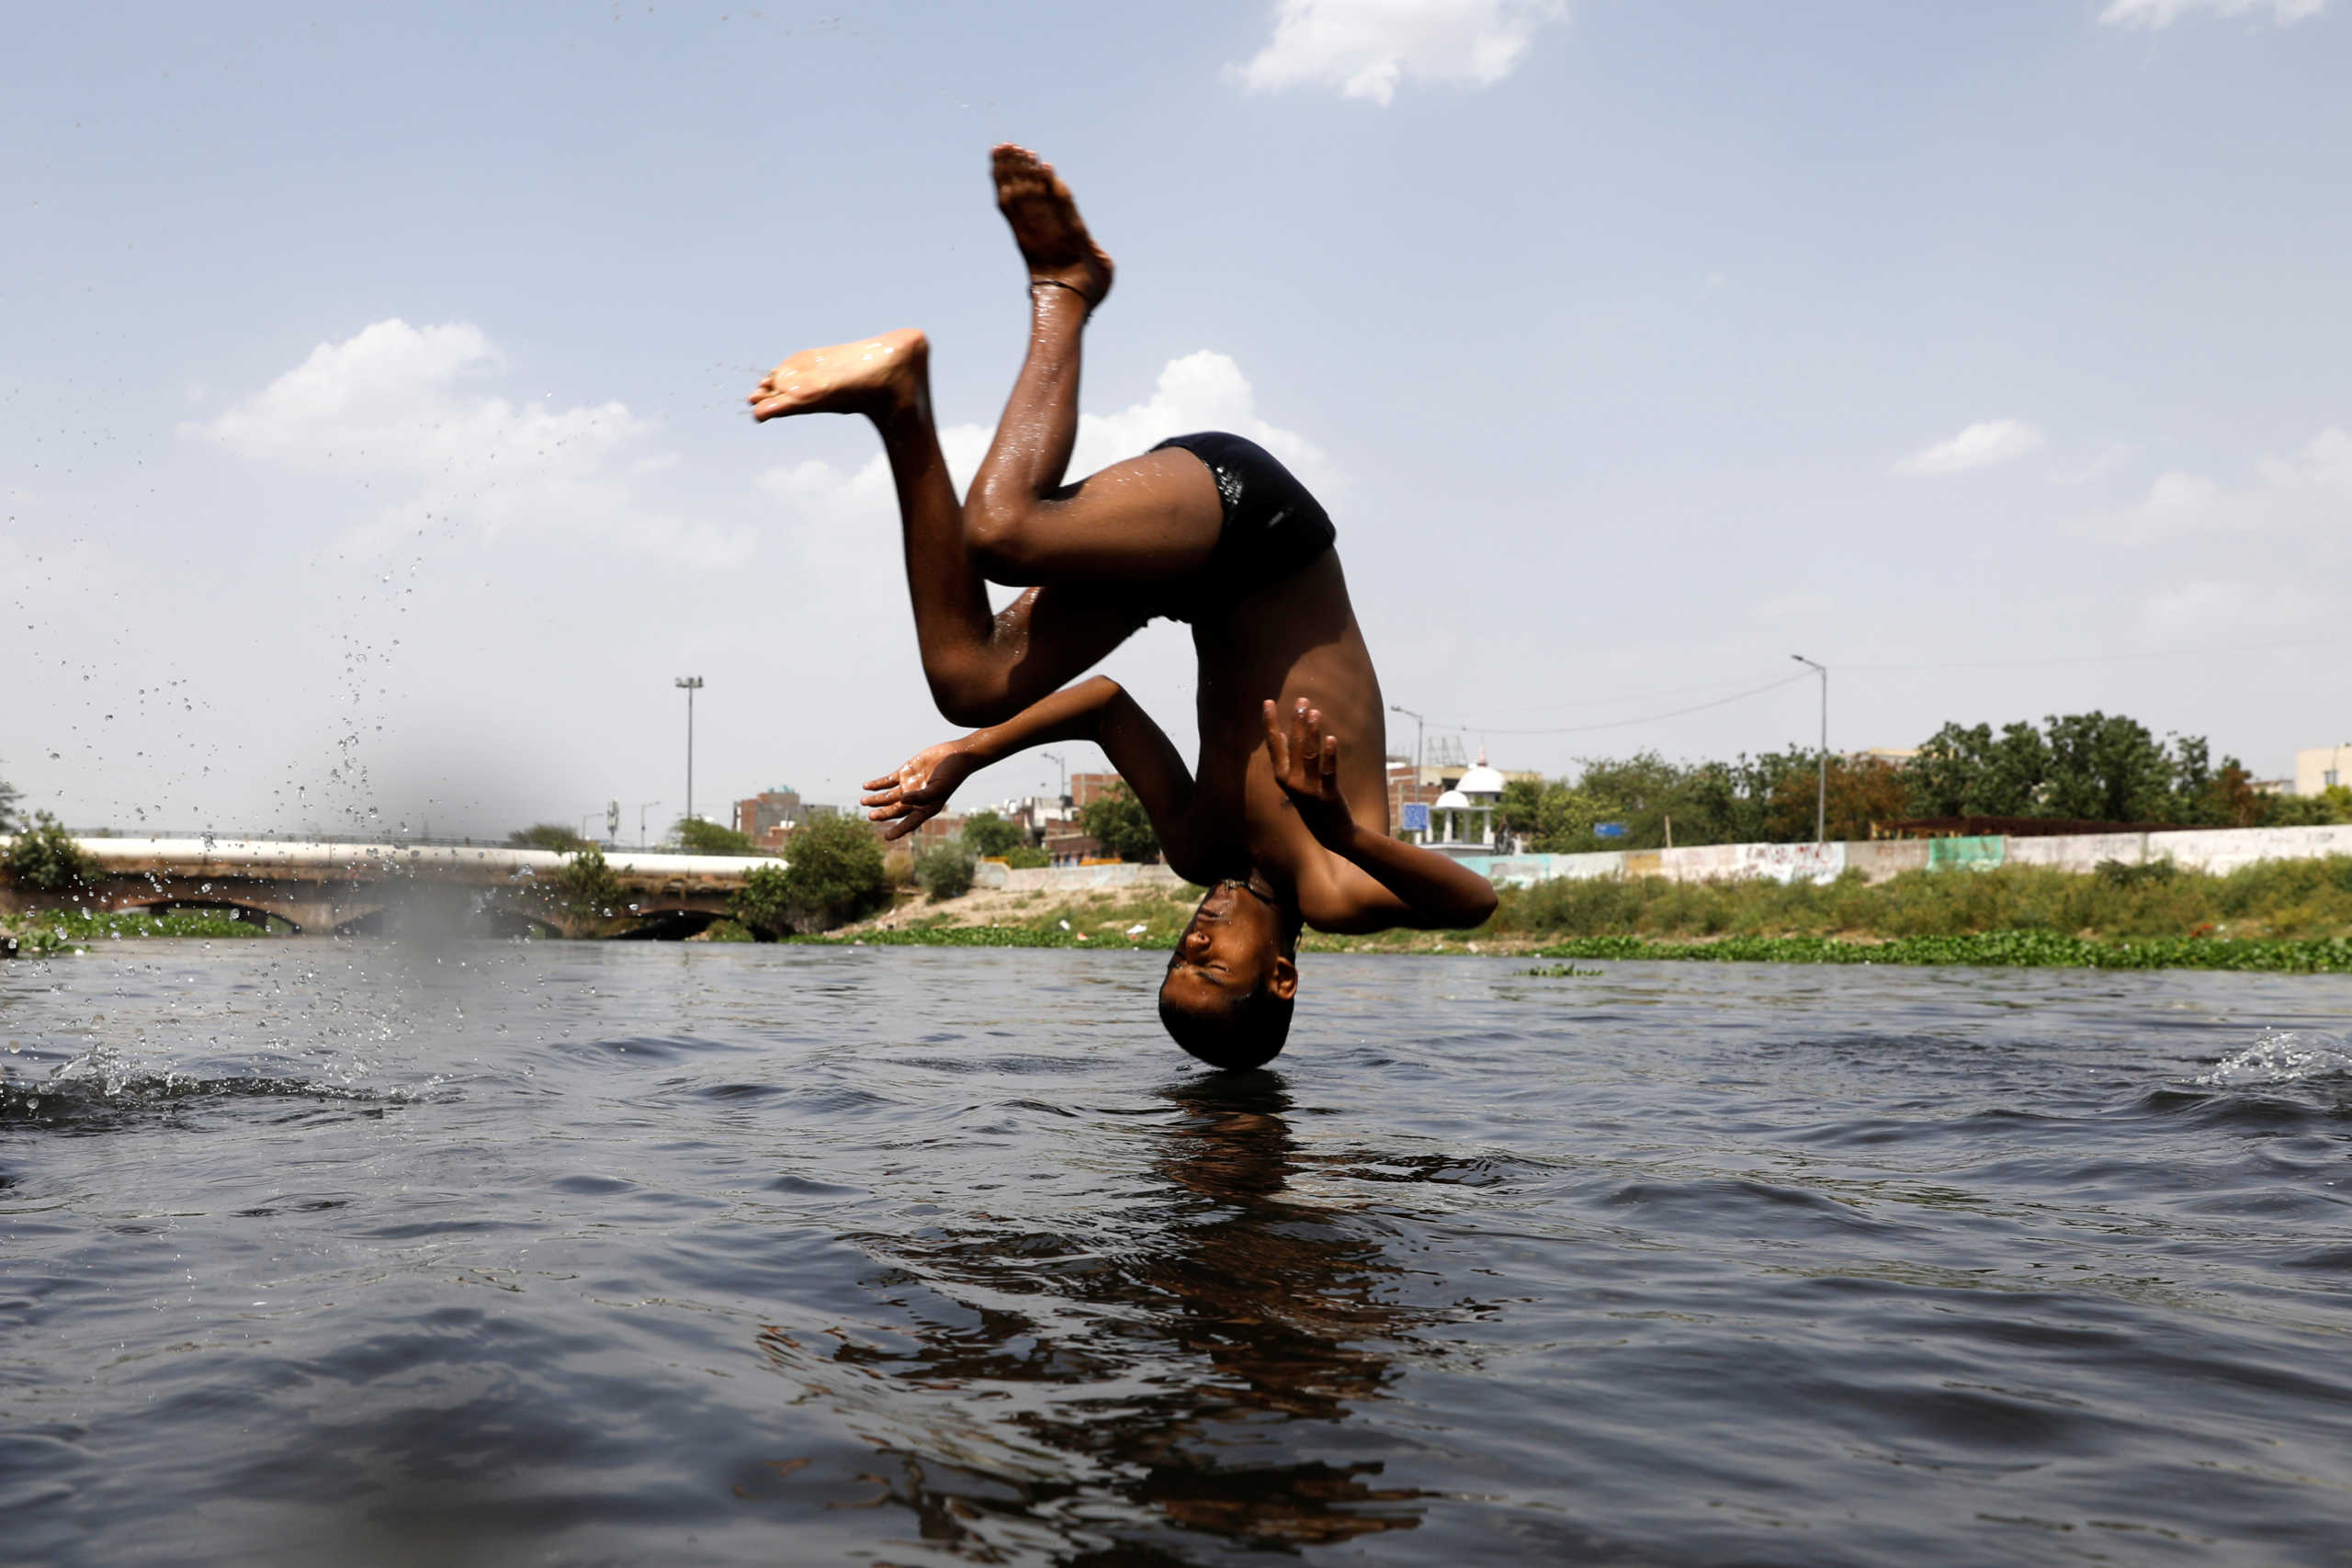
left=1158, top=877, right=1299, bottom=1071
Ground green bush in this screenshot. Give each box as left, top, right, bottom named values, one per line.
left=675, top=817, right=756, bottom=855
left=2, top=812, right=97, bottom=892
left=1000, top=843, right=1050, bottom=869
left=508, top=823, right=591, bottom=852
left=733, top=814, right=890, bottom=935
left=1485, top=856, right=2352, bottom=943
left=913, top=836, right=978, bottom=902
left=560, top=847, right=623, bottom=923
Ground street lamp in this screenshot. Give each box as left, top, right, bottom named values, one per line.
left=1040, top=750, right=1068, bottom=807
left=639, top=800, right=662, bottom=851
left=674, top=676, right=704, bottom=824
left=1388, top=704, right=1426, bottom=780
left=1791, top=655, right=1826, bottom=844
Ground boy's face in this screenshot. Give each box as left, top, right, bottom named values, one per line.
left=1159, top=880, right=1298, bottom=1016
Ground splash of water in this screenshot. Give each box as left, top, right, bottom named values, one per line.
left=2196, top=1029, right=2352, bottom=1087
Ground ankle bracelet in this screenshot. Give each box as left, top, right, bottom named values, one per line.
left=1029, top=279, right=1094, bottom=312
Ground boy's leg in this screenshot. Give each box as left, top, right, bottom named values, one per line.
left=749, top=148, right=1224, bottom=726
left=959, top=146, right=1223, bottom=587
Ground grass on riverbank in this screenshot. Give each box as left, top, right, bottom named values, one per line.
left=786, top=857, right=2352, bottom=971
left=1488, top=856, right=2352, bottom=943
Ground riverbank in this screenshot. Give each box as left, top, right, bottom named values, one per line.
left=789, top=858, right=2352, bottom=970
left=16, top=856, right=2352, bottom=972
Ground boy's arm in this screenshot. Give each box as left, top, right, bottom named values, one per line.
left=863, top=677, right=1204, bottom=872
left=1262, top=699, right=1499, bottom=933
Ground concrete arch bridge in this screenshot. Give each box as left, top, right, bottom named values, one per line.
left=0, top=839, right=778, bottom=940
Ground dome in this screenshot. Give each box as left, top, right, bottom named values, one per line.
left=1433, top=788, right=1473, bottom=810
left=1455, top=765, right=1506, bottom=797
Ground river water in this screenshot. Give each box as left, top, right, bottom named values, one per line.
left=4, top=942, right=2350, bottom=1566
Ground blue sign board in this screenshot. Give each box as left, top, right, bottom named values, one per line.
left=1594, top=822, right=1627, bottom=840
left=1402, top=803, right=1430, bottom=833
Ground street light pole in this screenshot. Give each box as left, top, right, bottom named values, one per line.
left=1040, top=750, right=1068, bottom=807
left=674, top=676, right=704, bottom=825
left=639, top=800, right=662, bottom=851
left=1792, top=655, right=1826, bottom=844
left=1388, top=704, right=1426, bottom=780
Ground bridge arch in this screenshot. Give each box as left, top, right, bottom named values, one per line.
left=113, top=897, right=301, bottom=934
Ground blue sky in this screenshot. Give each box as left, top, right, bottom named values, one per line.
left=5, top=0, right=2347, bottom=835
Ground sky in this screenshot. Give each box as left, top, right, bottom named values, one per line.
left=5, top=0, right=2348, bottom=840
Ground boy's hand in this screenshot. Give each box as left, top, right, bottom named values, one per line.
left=861, top=742, right=978, bottom=841
left=1262, top=698, right=1352, bottom=838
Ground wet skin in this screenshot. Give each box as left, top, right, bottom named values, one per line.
left=752, top=144, right=1497, bottom=985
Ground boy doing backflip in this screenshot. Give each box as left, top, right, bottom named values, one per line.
left=750, top=146, right=1495, bottom=1069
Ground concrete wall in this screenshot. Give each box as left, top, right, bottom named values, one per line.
left=1473, top=823, right=2352, bottom=889
left=971, top=861, right=1188, bottom=894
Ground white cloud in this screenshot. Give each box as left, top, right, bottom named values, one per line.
left=1228, top=0, right=1565, bottom=106
left=191, top=319, right=751, bottom=569
left=2047, top=442, right=2134, bottom=486
left=2086, top=426, right=2352, bottom=543
left=2099, top=0, right=2325, bottom=27
left=1890, top=419, right=2045, bottom=477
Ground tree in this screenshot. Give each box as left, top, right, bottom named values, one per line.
left=674, top=817, right=755, bottom=855
left=913, top=835, right=978, bottom=901
left=733, top=813, right=891, bottom=934
left=0, top=769, right=20, bottom=834
left=1764, top=753, right=1917, bottom=842
left=1080, top=783, right=1159, bottom=863
left=962, top=810, right=1026, bottom=858
left=2273, top=784, right=2352, bottom=827
left=508, top=823, right=591, bottom=853
left=1911, top=722, right=2049, bottom=818
left=2, top=812, right=96, bottom=892
left=2041, top=712, right=2176, bottom=823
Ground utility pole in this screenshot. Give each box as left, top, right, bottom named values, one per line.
left=674, top=676, right=704, bottom=825
left=639, top=800, right=662, bottom=851
left=1792, top=655, right=1827, bottom=844
left=1388, top=704, right=1426, bottom=781
left=1040, top=750, right=1068, bottom=809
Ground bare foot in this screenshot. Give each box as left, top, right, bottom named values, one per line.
left=748, top=328, right=929, bottom=422
left=990, top=144, right=1114, bottom=310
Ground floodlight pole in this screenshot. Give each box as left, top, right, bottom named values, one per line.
left=675, top=676, right=704, bottom=824
left=1792, top=655, right=1826, bottom=844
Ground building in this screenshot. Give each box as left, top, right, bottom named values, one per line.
left=735, top=788, right=804, bottom=848
left=1424, top=750, right=1508, bottom=859
left=2297, top=744, right=2352, bottom=796
left=1043, top=829, right=1105, bottom=866
left=1389, top=754, right=1539, bottom=846
left=1067, top=772, right=1125, bottom=808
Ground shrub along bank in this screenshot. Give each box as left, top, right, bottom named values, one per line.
left=1485, top=856, right=2352, bottom=943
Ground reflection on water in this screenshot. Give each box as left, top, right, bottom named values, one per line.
left=760, top=1074, right=1453, bottom=1558
left=9, top=945, right=2352, bottom=1566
